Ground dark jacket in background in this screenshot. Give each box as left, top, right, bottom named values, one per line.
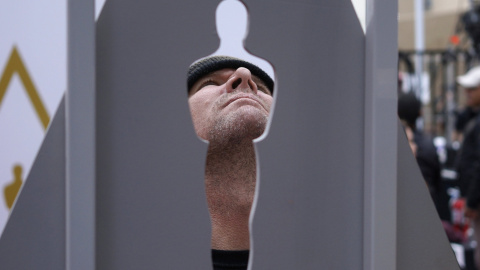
left=457, top=115, right=480, bottom=209
left=414, top=131, right=446, bottom=219
left=415, top=131, right=442, bottom=195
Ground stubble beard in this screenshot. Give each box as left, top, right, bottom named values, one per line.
left=207, top=106, right=268, bottom=148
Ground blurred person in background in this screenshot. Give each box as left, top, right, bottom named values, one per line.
left=456, top=66, right=480, bottom=269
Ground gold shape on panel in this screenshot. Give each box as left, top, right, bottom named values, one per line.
left=4, top=164, right=23, bottom=209
left=0, top=46, right=50, bottom=130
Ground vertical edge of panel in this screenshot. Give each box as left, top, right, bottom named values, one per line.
left=363, top=0, right=398, bottom=269
left=66, top=0, right=96, bottom=269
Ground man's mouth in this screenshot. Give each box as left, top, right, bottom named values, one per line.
left=224, top=94, right=267, bottom=111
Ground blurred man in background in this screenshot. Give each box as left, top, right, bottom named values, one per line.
left=456, top=66, right=480, bottom=269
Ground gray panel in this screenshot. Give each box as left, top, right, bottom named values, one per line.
left=363, top=0, right=398, bottom=268
left=66, top=0, right=95, bottom=269
left=396, top=121, right=460, bottom=269
left=95, top=1, right=216, bottom=269
left=245, top=1, right=365, bottom=268
left=0, top=98, right=66, bottom=269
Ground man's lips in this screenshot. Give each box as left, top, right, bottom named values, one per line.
left=224, top=94, right=267, bottom=111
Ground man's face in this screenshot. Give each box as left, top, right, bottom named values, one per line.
left=188, top=67, right=273, bottom=143
left=465, top=85, right=480, bottom=108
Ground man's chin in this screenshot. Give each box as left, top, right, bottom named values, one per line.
left=208, top=109, right=268, bottom=144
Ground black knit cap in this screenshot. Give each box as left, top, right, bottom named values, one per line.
left=187, top=55, right=274, bottom=94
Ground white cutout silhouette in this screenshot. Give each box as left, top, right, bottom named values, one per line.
left=213, top=0, right=275, bottom=79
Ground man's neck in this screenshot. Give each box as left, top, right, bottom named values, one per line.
left=205, top=139, right=256, bottom=250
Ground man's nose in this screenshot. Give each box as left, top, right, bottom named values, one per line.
left=226, top=67, right=258, bottom=93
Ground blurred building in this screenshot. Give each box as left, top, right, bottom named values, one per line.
left=399, top=0, right=469, bottom=50
left=398, top=0, right=475, bottom=138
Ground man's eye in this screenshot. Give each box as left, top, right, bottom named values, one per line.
left=258, top=85, right=271, bottom=95
left=199, top=79, right=218, bottom=89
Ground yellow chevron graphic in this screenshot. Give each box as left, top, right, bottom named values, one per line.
left=0, top=46, right=50, bottom=130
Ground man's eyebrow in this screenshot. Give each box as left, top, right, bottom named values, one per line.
left=195, top=72, right=220, bottom=85
left=205, top=70, right=231, bottom=80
